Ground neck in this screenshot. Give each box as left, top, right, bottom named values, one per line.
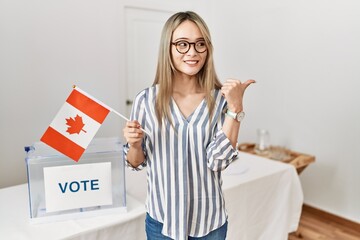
left=173, top=73, right=201, bottom=94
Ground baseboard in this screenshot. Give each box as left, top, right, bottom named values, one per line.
left=303, top=204, right=360, bottom=232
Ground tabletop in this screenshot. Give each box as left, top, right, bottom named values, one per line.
left=0, top=151, right=303, bottom=240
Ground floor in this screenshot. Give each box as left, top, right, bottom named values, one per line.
left=288, top=206, right=360, bottom=240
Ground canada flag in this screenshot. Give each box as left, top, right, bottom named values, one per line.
left=41, top=87, right=110, bottom=162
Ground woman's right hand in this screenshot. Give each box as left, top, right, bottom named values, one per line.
left=123, top=120, right=144, bottom=148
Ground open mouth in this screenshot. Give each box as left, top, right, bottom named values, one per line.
left=184, top=60, right=199, bottom=65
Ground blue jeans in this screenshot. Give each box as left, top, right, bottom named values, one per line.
left=145, top=213, right=228, bottom=240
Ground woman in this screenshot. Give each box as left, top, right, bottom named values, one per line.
left=123, top=11, right=255, bottom=240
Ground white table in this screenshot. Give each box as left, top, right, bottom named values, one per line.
left=223, top=152, right=303, bottom=240
left=0, top=152, right=302, bottom=240
left=0, top=186, right=146, bottom=240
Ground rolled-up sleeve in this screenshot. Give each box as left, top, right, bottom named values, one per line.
left=206, top=129, right=238, bottom=171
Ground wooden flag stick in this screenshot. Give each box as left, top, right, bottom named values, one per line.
left=110, top=109, right=150, bottom=136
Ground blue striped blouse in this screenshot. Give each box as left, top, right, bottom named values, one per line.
left=124, top=85, right=238, bottom=240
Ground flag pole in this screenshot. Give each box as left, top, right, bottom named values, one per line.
left=110, top=109, right=150, bottom=136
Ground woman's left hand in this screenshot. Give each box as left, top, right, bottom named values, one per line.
left=221, top=79, right=256, bottom=112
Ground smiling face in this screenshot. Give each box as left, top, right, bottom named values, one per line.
left=171, top=20, right=208, bottom=79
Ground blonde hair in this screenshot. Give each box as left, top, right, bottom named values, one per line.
left=153, top=11, right=222, bottom=125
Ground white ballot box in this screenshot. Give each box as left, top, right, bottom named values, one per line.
left=25, top=137, right=126, bottom=223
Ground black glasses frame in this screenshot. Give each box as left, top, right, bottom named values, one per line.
left=171, top=40, right=207, bottom=54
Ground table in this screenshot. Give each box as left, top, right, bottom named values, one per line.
left=0, top=152, right=302, bottom=240
left=238, top=143, right=315, bottom=174
left=223, top=152, right=303, bottom=240
left=0, top=186, right=146, bottom=240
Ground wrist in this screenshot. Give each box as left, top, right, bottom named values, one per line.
left=227, top=105, right=243, bottom=113
left=225, top=108, right=245, bottom=122
left=128, top=142, right=142, bottom=149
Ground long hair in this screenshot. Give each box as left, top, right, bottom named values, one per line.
left=153, top=11, right=222, bottom=125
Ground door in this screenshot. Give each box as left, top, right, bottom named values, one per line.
left=124, top=8, right=174, bottom=115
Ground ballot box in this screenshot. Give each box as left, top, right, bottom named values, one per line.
left=25, top=137, right=126, bottom=223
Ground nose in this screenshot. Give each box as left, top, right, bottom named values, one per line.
left=186, top=43, right=197, bottom=55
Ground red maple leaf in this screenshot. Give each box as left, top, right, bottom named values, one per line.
left=65, top=114, right=87, bottom=134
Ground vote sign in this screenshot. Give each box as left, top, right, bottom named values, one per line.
left=43, top=162, right=112, bottom=213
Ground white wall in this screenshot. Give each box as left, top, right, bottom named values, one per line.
left=210, top=0, right=360, bottom=222
left=0, top=0, right=127, bottom=188
left=0, top=0, right=359, bottom=224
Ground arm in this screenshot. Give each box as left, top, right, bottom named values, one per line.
left=206, top=79, right=255, bottom=171
left=222, top=115, right=241, bottom=148
left=123, top=120, right=146, bottom=169
left=221, top=79, right=255, bottom=148
left=123, top=92, right=147, bottom=170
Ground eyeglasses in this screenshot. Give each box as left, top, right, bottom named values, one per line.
left=171, top=40, right=207, bottom=54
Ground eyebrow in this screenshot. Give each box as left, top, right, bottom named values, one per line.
left=173, top=37, right=205, bottom=42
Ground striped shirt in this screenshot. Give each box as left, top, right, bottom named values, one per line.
left=124, top=85, right=238, bottom=240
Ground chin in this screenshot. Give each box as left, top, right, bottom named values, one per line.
left=183, top=69, right=202, bottom=76
left=182, top=72, right=199, bottom=78
left=175, top=67, right=202, bottom=78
